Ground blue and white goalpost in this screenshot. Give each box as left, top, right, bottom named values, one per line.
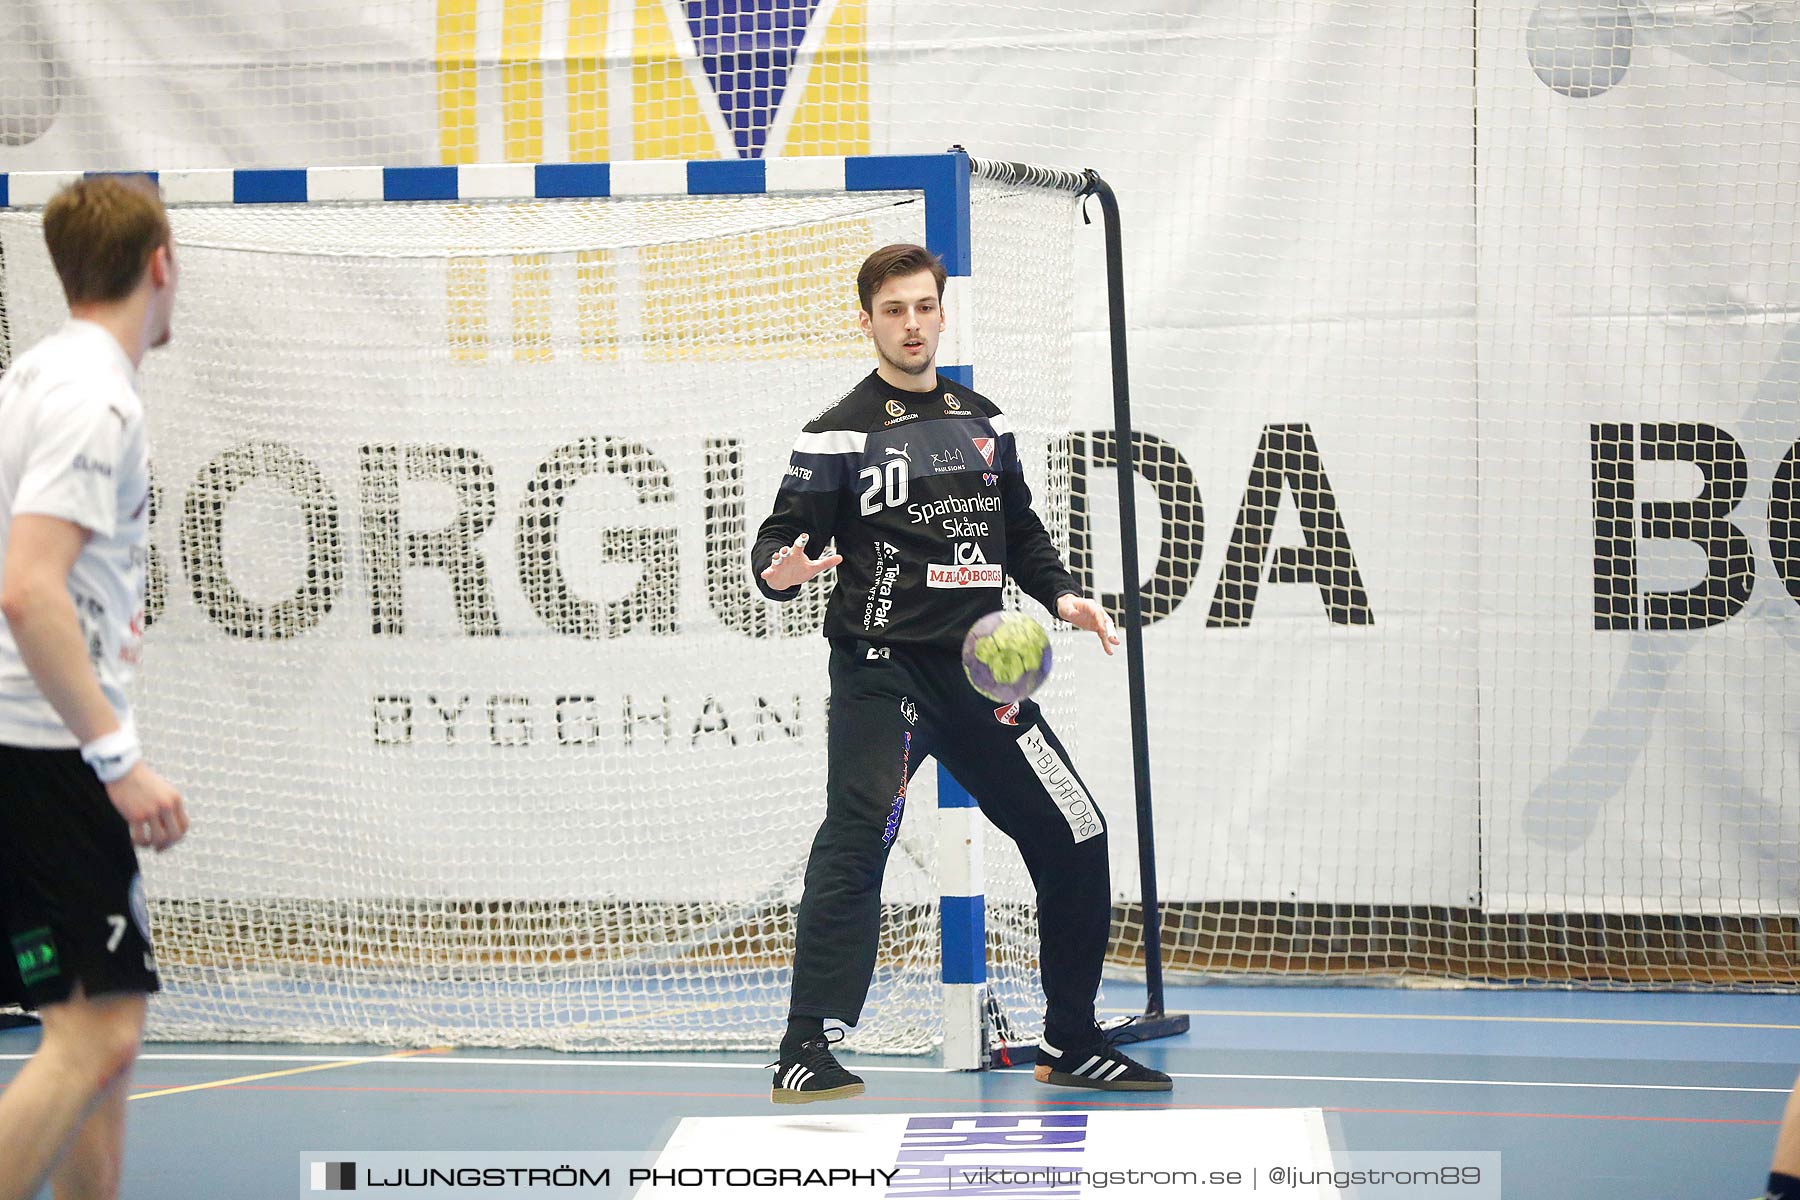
left=0, top=152, right=1100, bottom=1067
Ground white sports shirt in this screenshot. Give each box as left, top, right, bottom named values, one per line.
left=0, top=318, right=151, bottom=748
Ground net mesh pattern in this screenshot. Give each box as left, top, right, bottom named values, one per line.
left=6, top=0, right=1800, bottom=1004
left=0, top=178, right=1081, bottom=1050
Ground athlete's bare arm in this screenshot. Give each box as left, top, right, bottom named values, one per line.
left=1, top=514, right=187, bottom=850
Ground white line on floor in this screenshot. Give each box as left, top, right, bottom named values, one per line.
left=1099, top=1006, right=1800, bottom=1033
left=1, top=1051, right=1784, bottom=1094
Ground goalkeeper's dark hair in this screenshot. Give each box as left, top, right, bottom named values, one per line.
left=856, top=243, right=946, bottom=313
left=42, top=174, right=171, bottom=306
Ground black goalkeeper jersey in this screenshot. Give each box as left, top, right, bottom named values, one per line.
left=752, top=370, right=1080, bottom=650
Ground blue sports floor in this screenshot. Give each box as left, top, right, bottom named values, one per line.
left=3, top=982, right=1795, bottom=1198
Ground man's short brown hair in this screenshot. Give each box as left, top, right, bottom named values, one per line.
left=41, top=175, right=171, bottom=306
left=856, top=243, right=946, bottom=313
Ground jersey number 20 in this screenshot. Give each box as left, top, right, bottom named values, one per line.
left=858, top=460, right=909, bottom=515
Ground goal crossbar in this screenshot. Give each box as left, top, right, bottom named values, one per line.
left=0, top=151, right=1174, bottom=1068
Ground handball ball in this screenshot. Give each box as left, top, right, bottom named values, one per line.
left=962, top=611, right=1052, bottom=704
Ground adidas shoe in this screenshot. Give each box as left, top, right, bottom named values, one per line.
left=1033, top=1034, right=1172, bottom=1091
left=769, top=1029, right=865, bottom=1104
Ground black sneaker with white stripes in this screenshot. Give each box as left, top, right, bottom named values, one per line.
left=769, top=1029, right=865, bottom=1104
left=1033, top=1033, right=1172, bottom=1091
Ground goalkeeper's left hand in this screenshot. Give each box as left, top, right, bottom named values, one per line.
left=1056, top=594, right=1120, bottom=657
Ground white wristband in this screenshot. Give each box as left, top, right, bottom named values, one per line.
left=80, top=724, right=141, bottom=784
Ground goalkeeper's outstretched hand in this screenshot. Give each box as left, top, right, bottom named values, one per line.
left=760, top=533, right=842, bottom=592
left=1056, top=593, right=1120, bottom=656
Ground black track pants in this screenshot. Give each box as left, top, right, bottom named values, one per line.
left=787, top=637, right=1110, bottom=1034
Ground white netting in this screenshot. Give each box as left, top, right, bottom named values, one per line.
left=0, top=176, right=1081, bottom=1050
left=6, top=0, right=1800, bottom=1001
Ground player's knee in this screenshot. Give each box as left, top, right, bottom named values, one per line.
left=1041, top=831, right=1109, bottom=882
left=827, top=846, right=888, bottom=892
left=1084, top=833, right=1111, bottom=881
left=94, top=1018, right=144, bottom=1085
left=41, top=993, right=146, bottom=1086
left=810, top=826, right=892, bottom=874
left=1058, top=823, right=1109, bottom=860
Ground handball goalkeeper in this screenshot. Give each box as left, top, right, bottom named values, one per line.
left=751, top=243, right=1169, bottom=1103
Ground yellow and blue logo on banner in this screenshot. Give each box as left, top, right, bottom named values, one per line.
left=431, top=1, right=871, bottom=364
left=435, top=0, right=869, bottom=165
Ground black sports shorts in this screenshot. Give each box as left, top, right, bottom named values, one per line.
left=0, top=744, right=160, bottom=1011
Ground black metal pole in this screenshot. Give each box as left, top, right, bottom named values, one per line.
left=968, top=154, right=1187, bottom=1062
left=1082, top=170, right=1186, bottom=1044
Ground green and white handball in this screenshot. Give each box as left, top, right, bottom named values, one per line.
left=961, top=611, right=1052, bottom=704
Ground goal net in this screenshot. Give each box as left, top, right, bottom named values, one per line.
left=0, top=162, right=1085, bottom=1052
left=9, top=0, right=1798, bottom=1010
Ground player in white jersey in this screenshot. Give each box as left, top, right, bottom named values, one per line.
left=0, top=174, right=187, bottom=1200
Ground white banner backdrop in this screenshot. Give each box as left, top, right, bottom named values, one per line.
left=3, top=1, right=1798, bottom=917
left=884, top=1, right=1485, bottom=908
left=1478, top=0, right=1800, bottom=913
